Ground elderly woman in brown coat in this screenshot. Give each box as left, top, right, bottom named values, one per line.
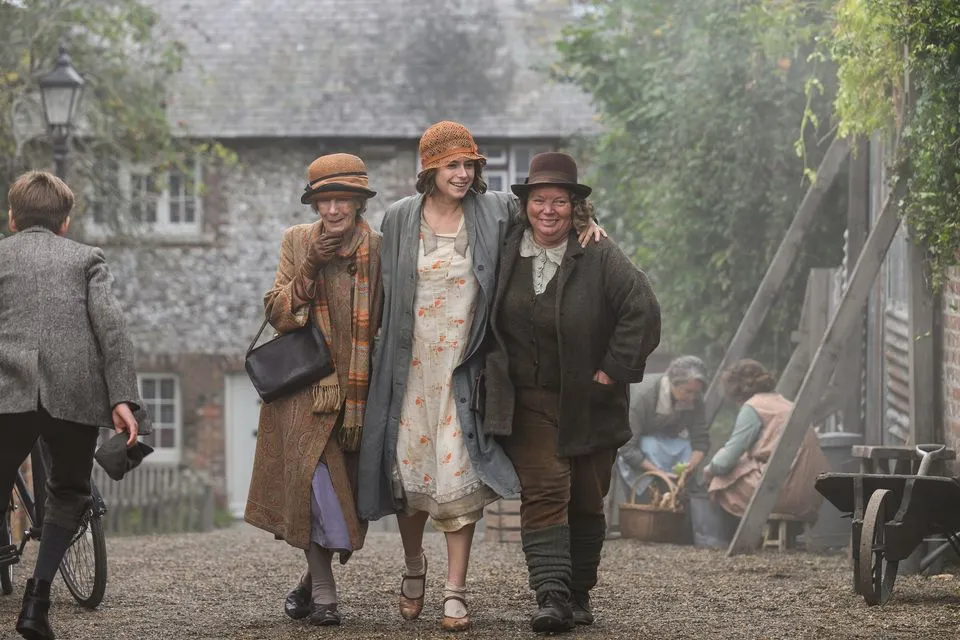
left=483, top=152, right=661, bottom=633
left=244, top=153, right=382, bottom=627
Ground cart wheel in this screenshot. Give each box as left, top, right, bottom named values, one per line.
left=858, top=489, right=899, bottom=605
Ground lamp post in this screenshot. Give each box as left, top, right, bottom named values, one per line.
left=38, top=43, right=85, bottom=179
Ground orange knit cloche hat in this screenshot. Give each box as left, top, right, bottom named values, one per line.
left=418, top=121, right=487, bottom=175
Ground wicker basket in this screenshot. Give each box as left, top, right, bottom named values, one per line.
left=619, top=470, right=689, bottom=542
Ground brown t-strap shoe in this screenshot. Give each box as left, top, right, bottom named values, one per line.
left=440, top=595, right=471, bottom=632
left=399, top=556, right=427, bottom=620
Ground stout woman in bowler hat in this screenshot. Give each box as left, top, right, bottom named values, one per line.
left=483, top=152, right=661, bottom=632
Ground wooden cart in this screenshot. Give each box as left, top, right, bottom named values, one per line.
left=814, top=445, right=960, bottom=605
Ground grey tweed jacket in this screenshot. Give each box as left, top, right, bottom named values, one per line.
left=0, top=227, right=146, bottom=430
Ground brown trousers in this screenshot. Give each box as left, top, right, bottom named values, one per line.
left=502, top=389, right=616, bottom=531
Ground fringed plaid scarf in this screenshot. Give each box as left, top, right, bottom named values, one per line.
left=310, top=219, right=374, bottom=452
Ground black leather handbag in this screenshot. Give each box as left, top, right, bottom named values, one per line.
left=245, top=308, right=334, bottom=403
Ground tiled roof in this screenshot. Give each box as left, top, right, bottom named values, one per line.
left=149, top=0, right=600, bottom=139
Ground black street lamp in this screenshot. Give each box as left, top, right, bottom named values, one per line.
left=38, top=43, right=85, bottom=179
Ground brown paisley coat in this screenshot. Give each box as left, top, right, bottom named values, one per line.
left=244, top=221, right=382, bottom=555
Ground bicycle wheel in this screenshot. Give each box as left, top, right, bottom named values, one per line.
left=1, top=512, right=12, bottom=596
left=59, top=508, right=107, bottom=609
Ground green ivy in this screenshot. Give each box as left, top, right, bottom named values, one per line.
left=0, top=0, right=236, bottom=235
left=757, top=0, right=960, bottom=287
left=556, top=0, right=845, bottom=368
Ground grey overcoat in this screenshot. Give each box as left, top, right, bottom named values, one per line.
left=0, top=227, right=145, bottom=430
left=357, top=191, right=522, bottom=521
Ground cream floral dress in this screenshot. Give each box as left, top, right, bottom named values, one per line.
left=394, top=217, right=497, bottom=531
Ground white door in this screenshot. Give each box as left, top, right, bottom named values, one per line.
left=225, top=373, right=262, bottom=518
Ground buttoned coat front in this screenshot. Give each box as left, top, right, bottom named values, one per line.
left=0, top=227, right=144, bottom=429
left=357, top=191, right=522, bottom=522
left=482, top=224, right=662, bottom=457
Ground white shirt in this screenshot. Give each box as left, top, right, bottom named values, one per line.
left=519, top=228, right=567, bottom=295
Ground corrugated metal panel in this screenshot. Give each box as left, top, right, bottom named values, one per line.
left=883, top=307, right=910, bottom=444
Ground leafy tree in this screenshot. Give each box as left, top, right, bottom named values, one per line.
left=556, top=0, right=846, bottom=370
left=0, top=0, right=228, bottom=234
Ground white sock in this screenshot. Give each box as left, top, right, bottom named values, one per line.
left=443, top=583, right=467, bottom=618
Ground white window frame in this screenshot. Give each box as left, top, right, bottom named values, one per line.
left=484, top=169, right=509, bottom=193
left=509, top=144, right=553, bottom=186
left=136, top=374, right=182, bottom=465
left=85, top=157, right=204, bottom=239
left=479, top=144, right=508, bottom=165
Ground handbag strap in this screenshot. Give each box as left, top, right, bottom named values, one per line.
left=247, top=305, right=312, bottom=355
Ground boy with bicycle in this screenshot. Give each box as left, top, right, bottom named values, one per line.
left=0, top=170, right=143, bottom=640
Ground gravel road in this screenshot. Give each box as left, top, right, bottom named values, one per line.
left=1, top=524, right=958, bottom=639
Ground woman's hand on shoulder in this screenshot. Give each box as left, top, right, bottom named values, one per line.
left=578, top=218, right=608, bottom=247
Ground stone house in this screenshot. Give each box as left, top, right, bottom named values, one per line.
left=75, top=0, right=602, bottom=516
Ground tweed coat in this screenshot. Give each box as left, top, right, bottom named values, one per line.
left=483, top=224, right=662, bottom=457
left=357, top=191, right=522, bottom=522
left=244, top=222, right=382, bottom=553
left=0, top=227, right=145, bottom=429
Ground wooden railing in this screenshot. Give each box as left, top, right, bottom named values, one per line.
left=92, top=464, right=215, bottom=536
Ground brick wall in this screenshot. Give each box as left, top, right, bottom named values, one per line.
left=135, top=353, right=242, bottom=504
left=943, top=267, right=960, bottom=464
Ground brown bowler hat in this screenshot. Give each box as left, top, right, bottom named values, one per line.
left=301, top=153, right=377, bottom=204
left=510, top=152, right=592, bottom=199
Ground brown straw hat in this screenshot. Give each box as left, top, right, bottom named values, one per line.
left=418, top=121, right=487, bottom=175
left=301, top=153, right=377, bottom=204
left=511, top=152, right=592, bottom=199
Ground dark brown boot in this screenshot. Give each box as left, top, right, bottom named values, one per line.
left=16, top=578, right=54, bottom=640
left=530, top=591, right=574, bottom=633
left=570, top=590, right=594, bottom=625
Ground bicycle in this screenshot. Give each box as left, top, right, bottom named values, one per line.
left=0, top=440, right=108, bottom=609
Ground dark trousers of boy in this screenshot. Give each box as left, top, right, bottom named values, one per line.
left=0, top=405, right=100, bottom=583
left=501, top=389, right=615, bottom=617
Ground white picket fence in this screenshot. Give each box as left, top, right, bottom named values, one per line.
left=92, top=464, right=215, bottom=535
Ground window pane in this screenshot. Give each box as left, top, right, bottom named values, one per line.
left=170, top=201, right=181, bottom=223
left=145, top=402, right=158, bottom=422
left=479, top=145, right=507, bottom=166
left=512, top=146, right=551, bottom=183
left=169, top=172, right=183, bottom=198
left=514, top=149, right=532, bottom=174
left=487, top=175, right=504, bottom=192
left=160, top=378, right=175, bottom=399
left=160, top=404, right=175, bottom=424
left=141, top=378, right=156, bottom=399
left=184, top=198, right=196, bottom=223
left=159, top=428, right=176, bottom=449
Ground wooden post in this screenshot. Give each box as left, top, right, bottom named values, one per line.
left=907, top=232, right=937, bottom=443
left=727, top=176, right=907, bottom=556
left=839, top=137, right=870, bottom=435
left=703, top=137, right=851, bottom=426
left=776, top=344, right=808, bottom=401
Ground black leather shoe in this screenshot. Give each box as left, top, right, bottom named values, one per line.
left=307, top=603, right=341, bottom=626
left=16, top=578, right=54, bottom=640
left=284, top=583, right=312, bottom=620
left=570, top=591, right=594, bottom=626
left=530, top=591, right=574, bottom=633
